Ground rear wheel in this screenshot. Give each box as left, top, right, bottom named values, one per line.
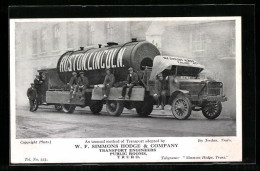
left=106, top=100, right=124, bottom=116
left=171, top=94, right=192, bottom=120
left=202, top=101, right=222, bottom=119
left=62, top=104, right=76, bottom=113
left=124, top=101, right=134, bottom=110
left=135, top=100, right=153, bottom=117
left=54, top=104, right=62, bottom=111
left=90, top=100, right=103, bottom=114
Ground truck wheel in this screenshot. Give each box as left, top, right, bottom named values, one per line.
left=31, top=99, right=38, bottom=112
left=171, top=94, right=192, bottom=120
left=202, top=101, right=222, bottom=119
left=54, top=104, right=62, bottom=111
left=124, top=101, right=134, bottom=110
left=90, top=100, right=103, bottom=114
left=135, top=101, right=153, bottom=117
left=62, top=104, right=76, bottom=113
left=106, top=100, right=124, bottom=116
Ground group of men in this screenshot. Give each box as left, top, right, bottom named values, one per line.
left=102, top=67, right=139, bottom=100
left=101, top=67, right=168, bottom=110
left=27, top=67, right=168, bottom=112
left=67, top=67, right=140, bottom=102
left=68, top=71, right=89, bottom=102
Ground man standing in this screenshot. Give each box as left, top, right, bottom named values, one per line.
left=27, top=83, right=37, bottom=112
left=34, top=75, right=43, bottom=104
left=153, top=73, right=168, bottom=110
left=119, top=67, right=139, bottom=100
left=78, top=71, right=89, bottom=101
left=40, top=72, right=47, bottom=104
left=69, top=72, right=78, bottom=100
left=102, top=68, right=115, bottom=100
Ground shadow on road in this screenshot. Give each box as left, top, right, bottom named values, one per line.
left=27, top=105, right=235, bottom=122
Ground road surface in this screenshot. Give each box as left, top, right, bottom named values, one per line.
left=15, top=105, right=236, bottom=138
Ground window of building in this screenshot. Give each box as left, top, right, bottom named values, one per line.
left=32, top=30, right=38, bottom=55
left=40, top=27, right=47, bottom=52
left=231, top=28, right=235, bottom=54
left=191, top=31, right=207, bottom=52
left=15, top=36, right=21, bottom=56
left=78, top=24, right=85, bottom=46
left=67, top=23, right=74, bottom=48
left=88, top=24, right=94, bottom=45
left=21, top=32, right=27, bottom=55
left=106, top=23, right=113, bottom=42
left=53, top=24, right=60, bottom=50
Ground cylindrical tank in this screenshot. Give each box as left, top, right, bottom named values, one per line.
left=57, top=40, right=160, bottom=85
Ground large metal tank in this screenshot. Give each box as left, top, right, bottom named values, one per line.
left=57, top=40, right=160, bottom=85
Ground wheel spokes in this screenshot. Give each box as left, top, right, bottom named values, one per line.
left=174, top=99, right=188, bottom=117
left=204, top=102, right=219, bottom=116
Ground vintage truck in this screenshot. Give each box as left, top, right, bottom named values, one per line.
left=32, top=40, right=227, bottom=120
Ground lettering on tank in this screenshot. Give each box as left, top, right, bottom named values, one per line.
left=59, top=47, right=126, bottom=72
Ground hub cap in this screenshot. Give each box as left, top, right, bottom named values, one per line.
left=108, top=101, right=117, bottom=112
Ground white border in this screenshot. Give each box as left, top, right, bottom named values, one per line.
left=10, top=17, right=242, bottom=164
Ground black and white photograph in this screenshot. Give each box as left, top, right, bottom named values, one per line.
left=10, top=17, right=242, bottom=163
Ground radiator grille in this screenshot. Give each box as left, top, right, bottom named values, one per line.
left=207, top=82, right=222, bottom=95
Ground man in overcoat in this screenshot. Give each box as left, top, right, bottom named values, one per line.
left=34, top=75, right=43, bottom=104
left=153, top=73, right=168, bottom=110
left=27, top=83, right=37, bottom=112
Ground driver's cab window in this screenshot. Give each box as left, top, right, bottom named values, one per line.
left=162, top=66, right=177, bottom=79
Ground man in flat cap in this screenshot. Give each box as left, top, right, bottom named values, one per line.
left=102, top=68, right=115, bottom=100
left=77, top=71, right=89, bottom=101
left=119, top=67, right=139, bottom=100
left=68, top=72, right=78, bottom=100
left=153, top=73, right=168, bottom=110
left=34, top=74, right=43, bottom=104
left=27, top=83, right=37, bottom=112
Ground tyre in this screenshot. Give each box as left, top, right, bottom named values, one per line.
left=202, top=101, right=222, bottom=119
left=90, top=100, right=103, bottom=114
left=31, top=99, right=38, bottom=112
left=171, top=94, right=192, bottom=120
left=135, top=100, right=153, bottom=117
left=54, top=104, right=62, bottom=111
left=106, top=100, right=124, bottom=116
left=124, top=101, right=134, bottom=110
left=62, top=104, right=76, bottom=113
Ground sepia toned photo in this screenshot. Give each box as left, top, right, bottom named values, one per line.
left=10, top=17, right=242, bottom=163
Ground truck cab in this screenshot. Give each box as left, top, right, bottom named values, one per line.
left=145, top=55, right=227, bottom=119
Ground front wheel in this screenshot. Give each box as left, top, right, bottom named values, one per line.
left=106, top=100, right=124, bottom=116
left=135, top=100, right=153, bottom=117
left=62, top=104, right=76, bottom=113
left=202, top=101, right=222, bottom=119
left=90, top=100, right=103, bottom=114
left=171, top=94, right=192, bottom=120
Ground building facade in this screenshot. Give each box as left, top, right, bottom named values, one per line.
left=15, top=20, right=236, bottom=119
